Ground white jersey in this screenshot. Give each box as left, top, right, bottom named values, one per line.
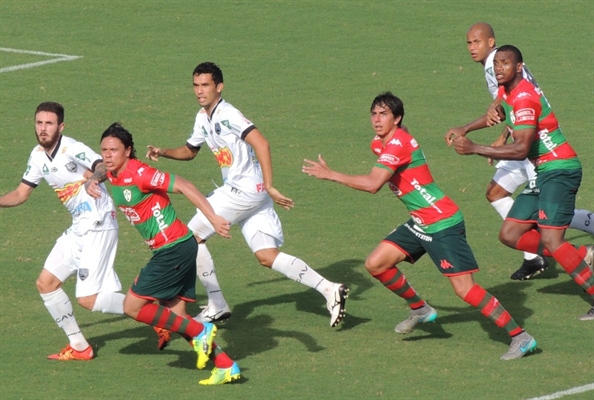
left=484, top=49, right=539, bottom=99
left=187, top=98, right=268, bottom=202
left=22, top=135, right=118, bottom=235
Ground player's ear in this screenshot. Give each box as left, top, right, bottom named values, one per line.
left=58, top=122, right=65, bottom=133
left=488, top=37, right=495, bottom=48
left=217, top=82, right=224, bottom=94
left=394, top=115, right=402, bottom=126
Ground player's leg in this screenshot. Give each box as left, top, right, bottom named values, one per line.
left=75, top=229, right=124, bottom=314
left=39, top=233, right=93, bottom=360
left=490, top=164, right=547, bottom=278
left=367, top=221, right=436, bottom=333
left=570, top=209, right=594, bottom=235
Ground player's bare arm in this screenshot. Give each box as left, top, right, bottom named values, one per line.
left=172, top=175, right=231, bottom=239
left=146, top=144, right=198, bottom=162
left=245, top=128, right=295, bottom=210
left=453, top=127, right=533, bottom=160
left=445, top=114, right=491, bottom=146
left=302, top=154, right=391, bottom=194
left=84, top=162, right=108, bottom=198
left=0, top=182, right=34, bottom=207
left=486, top=100, right=505, bottom=126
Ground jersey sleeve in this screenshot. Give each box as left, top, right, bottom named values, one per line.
left=21, top=152, right=42, bottom=187
left=66, top=141, right=102, bottom=171
left=187, top=112, right=207, bottom=149
left=136, top=164, right=174, bottom=193
left=222, top=107, right=255, bottom=139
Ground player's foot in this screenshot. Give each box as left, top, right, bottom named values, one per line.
left=153, top=326, right=172, bottom=351
left=47, top=344, right=94, bottom=361
left=500, top=331, right=537, bottom=360
left=327, top=284, right=349, bottom=327
left=192, top=322, right=217, bottom=370
left=199, top=362, right=241, bottom=385
left=194, top=305, right=232, bottom=323
left=510, top=256, right=548, bottom=280
left=394, top=304, right=437, bottom=334
left=578, top=306, right=594, bottom=321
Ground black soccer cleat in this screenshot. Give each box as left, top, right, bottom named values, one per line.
left=510, top=256, right=549, bottom=280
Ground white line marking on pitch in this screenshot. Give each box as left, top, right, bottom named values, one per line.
left=527, top=383, right=594, bottom=400
left=0, top=47, right=82, bottom=73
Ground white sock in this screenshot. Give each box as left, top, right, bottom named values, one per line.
left=491, top=197, right=538, bottom=261
left=271, top=252, right=335, bottom=300
left=91, top=292, right=125, bottom=314
left=196, top=242, right=228, bottom=310
left=570, top=209, right=594, bottom=235
left=40, top=288, right=89, bottom=351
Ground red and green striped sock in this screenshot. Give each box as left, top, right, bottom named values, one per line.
left=464, top=284, right=523, bottom=337
left=553, top=243, right=594, bottom=297
left=372, top=267, right=426, bottom=309
left=136, top=303, right=204, bottom=338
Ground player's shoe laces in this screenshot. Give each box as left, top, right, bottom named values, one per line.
left=327, top=284, right=349, bottom=327
left=153, top=326, right=172, bottom=351
left=199, top=362, right=241, bottom=385
left=47, top=344, right=94, bottom=361
left=192, top=322, right=217, bottom=370
left=578, top=306, right=594, bottom=321
left=394, top=304, right=437, bottom=334
left=194, top=305, right=232, bottom=324
left=500, top=331, right=537, bottom=360
left=510, top=256, right=548, bottom=280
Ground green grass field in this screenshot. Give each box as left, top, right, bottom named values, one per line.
left=1, top=1, right=593, bottom=399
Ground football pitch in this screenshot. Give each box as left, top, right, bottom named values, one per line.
left=0, top=1, right=592, bottom=399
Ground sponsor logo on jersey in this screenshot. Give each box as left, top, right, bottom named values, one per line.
left=55, top=180, right=84, bottom=203
left=25, top=164, right=31, bottom=175
left=388, top=182, right=403, bottom=196
left=410, top=138, right=418, bottom=148
left=201, top=126, right=208, bottom=137
left=43, top=164, right=49, bottom=175
left=75, top=152, right=91, bottom=163
left=51, top=167, right=58, bottom=173
left=214, top=147, right=233, bottom=168
left=410, top=178, right=437, bottom=204
left=486, top=67, right=494, bottom=77
left=123, top=189, right=132, bottom=202
left=151, top=202, right=170, bottom=241
left=150, top=171, right=165, bottom=187
left=538, top=209, right=548, bottom=220
left=71, top=201, right=92, bottom=216
left=537, top=128, right=558, bottom=155
left=515, top=108, right=535, bottom=123
left=378, top=153, right=400, bottom=166
left=221, top=120, right=232, bottom=130
left=119, top=206, right=141, bottom=224
left=78, top=268, right=89, bottom=281
left=215, top=122, right=221, bottom=135
left=124, top=178, right=132, bottom=183
left=65, top=162, right=77, bottom=172
left=388, top=138, right=402, bottom=146
left=137, top=167, right=145, bottom=177
left=516, top=92, right=531, bottom=99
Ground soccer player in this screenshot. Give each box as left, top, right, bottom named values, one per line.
left=87, top=122, right=240, bottom=384
left=0, top=102, right=124, bottom=361
left=303, top=91, right=536, bottom=360
left=446, top=45, right=594, bottom=321
left=461, top=22, right=594, bottom=280
left=145, top=62, right=348, bottom=328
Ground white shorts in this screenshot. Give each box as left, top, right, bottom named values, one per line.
left=493, top=159, right=536, bottom=193
left=187, top=185, right=284, bottom=252
left=44, top=228, right=121, bottom=298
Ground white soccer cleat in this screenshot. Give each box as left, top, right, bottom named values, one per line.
left=327, top=284, right=349, bottom=327
left=194, top=304, right=232, bottom=323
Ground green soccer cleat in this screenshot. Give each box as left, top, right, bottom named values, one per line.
left=192, top=322, right=217, bottom=370
left=199, top=362, right=241, bottom=385
left=394, top=304, right=437, bottom=334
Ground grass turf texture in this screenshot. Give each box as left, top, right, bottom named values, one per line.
left=1, top=1, right=593, bottom=399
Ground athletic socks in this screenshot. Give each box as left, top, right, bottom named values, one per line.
left=491, top=197, right=539, bottom=261
left=136, top=303, right=204, bottom=338
left=196, top=242, right=228, bottom=311
left=463, top=284, right=523, bottom=336
left=516, top=230, right=552, bottom=257
left=371, top=267, right=426, bottom=309
left=570, top=209, right=594, bottom=235
left=40, top=288, right=89, bottom=351
left=271, top=252, right=335, bottom=300
left=210, top=343, right=234, bottom=369
left=552, top=243, right=594, bottom=297
left=91, top=292, right=125, bottom=314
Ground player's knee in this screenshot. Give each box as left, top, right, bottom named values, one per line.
left=35, top=276, right=60, bottom=294
left=498, top=225, right=517, bottom=248
left=77, top=296, right=95, bottom=311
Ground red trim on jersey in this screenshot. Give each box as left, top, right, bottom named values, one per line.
left=411, top=197, right=460, bottom=226
left=391, top=164, right=432, bottom=196
left=530, top=142, right=578, bottom=166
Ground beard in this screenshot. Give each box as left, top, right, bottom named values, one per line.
left=35, top=130, right=61, bottom=150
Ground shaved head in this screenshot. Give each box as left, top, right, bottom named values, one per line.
left=467, top=22, right=495, bottom=39
left=466, top=22, right=497, bottom=64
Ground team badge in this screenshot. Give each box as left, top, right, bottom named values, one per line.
left=78, top=268, right=89, bottom=281
left=65, top=162, right=77, bottom=172
left=215, top=122, right=221, bottom=135
left=124, top=189, right=132, bottom=202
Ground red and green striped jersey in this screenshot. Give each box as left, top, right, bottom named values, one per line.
left=498, top=79, right=581, bottom=172
left=107, top=158, right=192, bottom=251
left=371, top=129, right=463, bottom=233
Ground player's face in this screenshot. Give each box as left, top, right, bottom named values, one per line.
left=35, top=111, right=64, bottom=150
left=493, top=51, right=523, bottom=86
left=466, top=29, right=494, bottom=64
left=193, top=73, right=223, bottom=112
left=101, top=136, right=131, bottom=176
left=370, top=105, right=399, bottom=137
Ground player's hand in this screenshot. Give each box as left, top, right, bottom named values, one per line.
left=444, top=128, right=466, bottom=146
left=486, top=104, right=502, bottom=127
left=84, top=179, right=102, bottom=199
left=146, top=145, right=162, bottom=161
left=267, top=187, right=295, bottom=210
left=302, top=154, right=331, bottom=179
left=452, top=135, right=476, bottom=155
left=210, top=215, right=232, bottom=239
